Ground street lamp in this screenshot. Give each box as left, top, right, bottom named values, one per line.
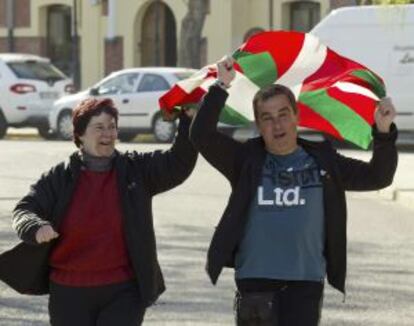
left=6, top=0, right=15, bottom=52
left=72, top=0, right=80, bottom=90
left=269, top=0, right=274, bottom=30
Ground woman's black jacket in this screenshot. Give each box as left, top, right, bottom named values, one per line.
left=0, top=116, right=197, bottom=307
left=190, top=85, right=398, bottom=294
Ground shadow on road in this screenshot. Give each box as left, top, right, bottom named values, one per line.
left=0, top=212, right=413, bottom=325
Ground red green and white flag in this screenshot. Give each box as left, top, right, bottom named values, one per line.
left=159, top=31, right=386, bottom=149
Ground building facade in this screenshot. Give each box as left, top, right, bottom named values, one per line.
left=0, top=0, right=333, bottom=89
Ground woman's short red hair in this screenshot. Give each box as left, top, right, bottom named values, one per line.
left=72, top=98, right=118, bottom=148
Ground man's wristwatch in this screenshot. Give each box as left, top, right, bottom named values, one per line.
left=215, top=80, right=230, bottom=90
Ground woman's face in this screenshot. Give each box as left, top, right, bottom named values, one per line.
left=79, top=112, right=118, bottom=157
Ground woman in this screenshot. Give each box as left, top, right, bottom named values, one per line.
left=0, top=98, right=197, bottom=325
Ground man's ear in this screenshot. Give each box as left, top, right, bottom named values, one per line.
left=294, top=107, right=300, bottom=123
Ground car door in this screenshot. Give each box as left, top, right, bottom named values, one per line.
left=94, top=72, right=140, bottom=128
left=129, top=73, right=171, bottom=129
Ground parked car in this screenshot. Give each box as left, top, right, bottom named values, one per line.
left=49, top=67, right=203, bottom=143
left=0, top=53, right=74, bottom=139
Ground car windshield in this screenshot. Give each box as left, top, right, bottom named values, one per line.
left=174, top=71, right=196, bottom=80
left=7, top=60, right=67, bottom=82
left=97, top=73, right=140, bottom=95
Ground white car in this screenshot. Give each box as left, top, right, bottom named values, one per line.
left=0, top=53, right=74, bottom=139
left=49, top=67, right=198, bottom=143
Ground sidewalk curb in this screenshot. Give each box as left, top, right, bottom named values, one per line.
left=393, top=188, right=414, bottom=211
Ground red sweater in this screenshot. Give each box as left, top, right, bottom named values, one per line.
left=49, top=169, right=135, bottom=286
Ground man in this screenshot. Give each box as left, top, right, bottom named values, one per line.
left=190, top=56, right=398, bottom=325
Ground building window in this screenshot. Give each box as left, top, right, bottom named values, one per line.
left=47, top=5, right=72, bottom=76
left=289, top=1, right=320, bottom=32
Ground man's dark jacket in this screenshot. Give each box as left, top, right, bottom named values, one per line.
left=190, top=85, right=398, bottom=294
left=0, top=116, right=197, bottom=307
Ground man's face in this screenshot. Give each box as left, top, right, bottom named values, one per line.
left=79, top=112, right=118, bottom=157
left=255, top=94, right=299, bottom=155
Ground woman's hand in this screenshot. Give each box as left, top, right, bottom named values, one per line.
left=183, top=108, right=197, bottom=118
left=35, top=224, right=59, bottom=244
left=162, top=108, right=197, bottom=121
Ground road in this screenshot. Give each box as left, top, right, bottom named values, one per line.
left=0, top=139, right=413, bottom=325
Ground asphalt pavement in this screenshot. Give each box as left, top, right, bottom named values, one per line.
left=0, top=138, right=413, bottom=325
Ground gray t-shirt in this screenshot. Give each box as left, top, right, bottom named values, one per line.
left=235, top=147, right=326, bottom=282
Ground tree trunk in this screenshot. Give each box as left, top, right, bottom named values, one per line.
left=178, top=0, right=208, bottom=68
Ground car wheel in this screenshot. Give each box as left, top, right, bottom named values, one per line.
left=152, top=113, right=176, bottom=143
left=0, top=113, right=7, bottom=139
left=37, top=124, right=56, bottom=140
left=118, top=131, right=138, bottom=142
left=57, top=111, right=73, bottom=140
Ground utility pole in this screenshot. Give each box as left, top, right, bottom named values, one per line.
left=6, top=0, right=15, bottom=52
left=72, top=0, right=80, bottom=90
left=269, top=0, right=274, bottom=30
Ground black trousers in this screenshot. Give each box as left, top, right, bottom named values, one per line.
left=234, top=280, right=324, bottom=326
left=49, top=280, right=146, bottom=326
